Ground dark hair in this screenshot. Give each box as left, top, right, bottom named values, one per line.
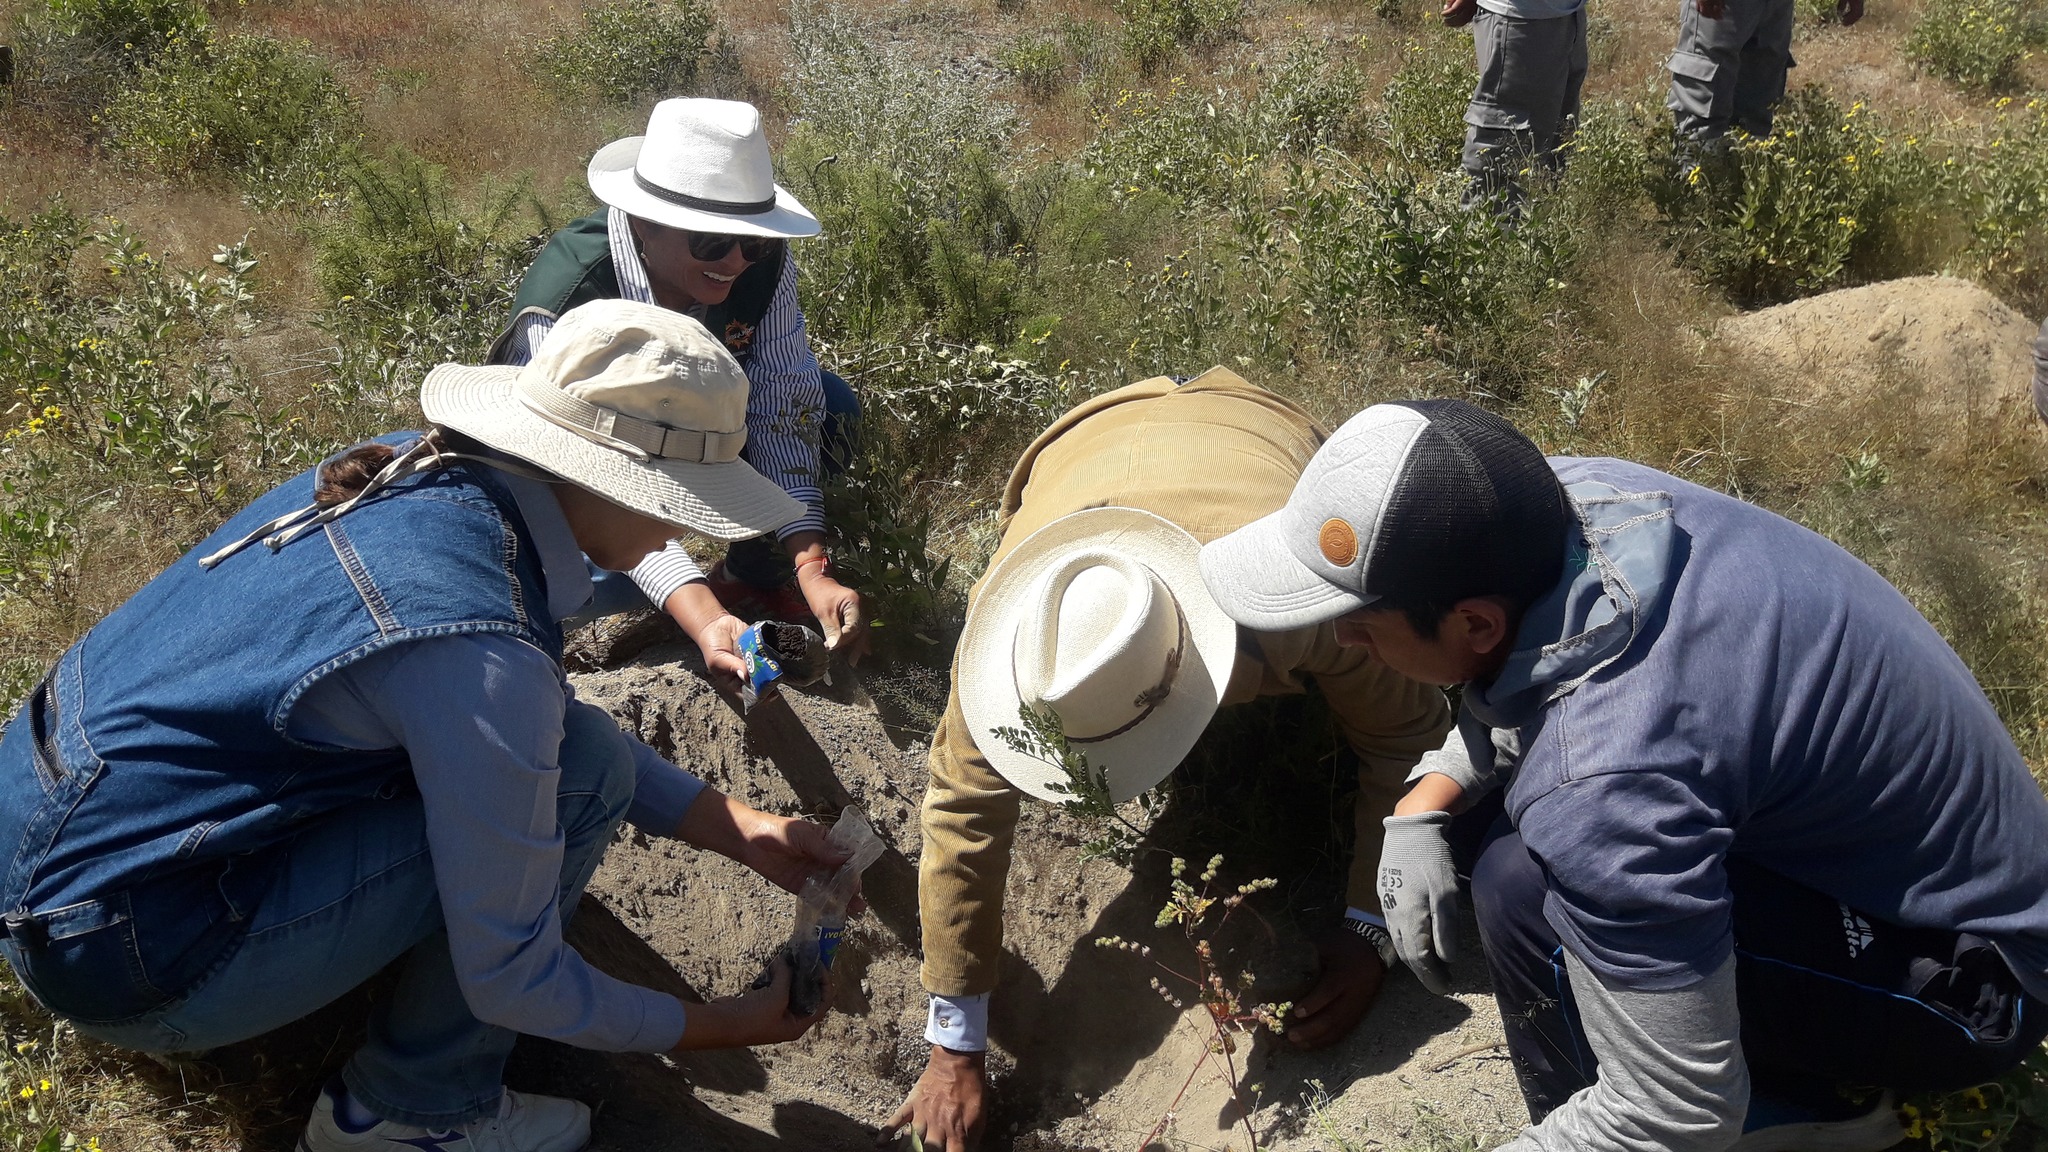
left=1363, top=400, right=1573, bottom=639
left=314, top=429, right=471, bottom=507
left=1373, top=589, right=1526, bottom=641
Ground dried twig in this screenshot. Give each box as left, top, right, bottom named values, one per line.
left=1429, top=1041, right=1506, bottom=1073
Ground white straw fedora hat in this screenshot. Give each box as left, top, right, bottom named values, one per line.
left=420, top=299, right=804, bottom=539
left=588, top=98, right=820, bottom=239
left=957, top=508, right=1239, bottom=804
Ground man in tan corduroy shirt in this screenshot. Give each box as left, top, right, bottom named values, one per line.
left=883, top=370, right=1453, bottom=1151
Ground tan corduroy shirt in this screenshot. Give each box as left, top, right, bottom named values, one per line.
left=918, top=370, right=1454, bottom=998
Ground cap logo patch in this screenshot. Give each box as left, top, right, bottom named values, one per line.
left=1318, top=518, right=1358, bottom=566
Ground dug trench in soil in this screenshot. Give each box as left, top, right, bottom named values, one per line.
left=511, top=622, right=1525, bottom=1151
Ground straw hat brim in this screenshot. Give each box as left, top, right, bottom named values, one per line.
left=957, top=508, right=1239, bottom=804
left=589, top=137, right=822, bottom=240
left=421, top=363, right=805, bottom=540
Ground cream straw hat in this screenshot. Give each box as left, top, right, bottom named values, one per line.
left=957, top=508, right=1239, bottom=803
left=587, top=98, right=820, bottom=239
left=420, top=299, right=804, bottom=538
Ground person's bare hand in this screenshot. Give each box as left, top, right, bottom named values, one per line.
left=1696, top=0, right=1726, bottom=18
left=694, top=612, right=750, bottom=690
left=797, top=565, right=870, bottom=666
left=734, top=809, right=869, bottom=915
left=1286, top=928, right=1387, bottom=1050
left=674, top=956, right=830, bottom=1050
left=665, top=583, right=748, bottom=691
left=1441, top=0, right=1479, bottom=26
left=1838, top=0, right=1864, bottom=24
left=881, top=1047, right=987, bottom=1151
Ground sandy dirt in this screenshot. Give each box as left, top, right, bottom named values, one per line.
left=521, top=637, right=1524, bottom=1152
left=1715, top=274, right=2041, bottom=429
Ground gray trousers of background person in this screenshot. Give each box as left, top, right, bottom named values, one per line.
left=1462, top=6, right=1589, bottom=211
left=1666, top=0, right=1796, bottom=143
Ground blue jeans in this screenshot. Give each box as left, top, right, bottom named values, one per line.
left=2, top=704, right=637, bottom=1128
left=723, top=369, right=860, bottom=588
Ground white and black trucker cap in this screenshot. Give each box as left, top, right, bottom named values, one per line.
left=1198, top=399, right=1569, bottom=631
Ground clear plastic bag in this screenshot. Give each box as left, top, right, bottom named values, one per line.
left=756, top=806, right=886, bottom=1016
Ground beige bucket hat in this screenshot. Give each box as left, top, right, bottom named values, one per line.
left=957, top=508, right=1239, bottom=804
left=420, top=299, right=805, bottom=539
left=588, top=98, right=821, bottom=239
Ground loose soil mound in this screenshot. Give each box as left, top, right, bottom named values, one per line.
left=1715, top=275, right=2039, bottom=428
left=523, top=636, right=1525, bottom=1151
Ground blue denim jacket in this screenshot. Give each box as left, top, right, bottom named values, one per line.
left=0, top=433, right=562, bottom=1021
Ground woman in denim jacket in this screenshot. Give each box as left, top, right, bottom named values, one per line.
left=0, top=300, right=847, bottom=1152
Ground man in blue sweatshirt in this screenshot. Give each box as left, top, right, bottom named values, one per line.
left=1197, top=399, right=2048, bottom=1152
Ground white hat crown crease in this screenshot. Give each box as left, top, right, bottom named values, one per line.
left=1013, top=551, right=1186, bottom=743
left=638, top=98, right=775, bottom=206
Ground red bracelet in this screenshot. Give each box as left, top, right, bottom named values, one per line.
left=796, top=555, right=831, bottom=578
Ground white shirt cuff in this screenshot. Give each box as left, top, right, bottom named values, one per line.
left=627, top=542, right=707, bottom=610
left=1345, top=907, right=1388, bottom=930
left=924, top=992, right=990, bottom=1052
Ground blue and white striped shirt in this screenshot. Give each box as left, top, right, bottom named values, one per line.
left=504, top=207, right=829, bottom=607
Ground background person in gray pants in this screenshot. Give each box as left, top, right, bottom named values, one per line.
left=1448, top=0, right=1588, bottom=212
left=1666, top=0, right=1864, bottom=147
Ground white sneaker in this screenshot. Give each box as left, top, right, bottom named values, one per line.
left=298, top=1081, right=591, bottom=1152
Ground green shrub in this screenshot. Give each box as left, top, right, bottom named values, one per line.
left=821, top=333, right=1077, bottom=659
left=101, top=30, right=360, bottom=210
left=3, top=0, right=206, bottom=119
left=1658, top=89, right=1941, bottom=305
left=1245, top=38, right=1373, bottom=156
left=1113, top=0, right=1248, bottom=75
left=1085, top=79, right=1257, bottom=209
left=1285, top=152, right=1569, bottom=383
left=1961, top=95, right=2048, bottom=306
left=0, top=204, right=261, bottom=612
left=1905, top=0, right=2031, bottom=91
left=1557, top=97, right=1658, bottom=223
left=781, top=1, right=1038, bottom=345
left=1377, top=32, right=1479, bottom=173
left=998, top=32, right=1068, bottom=100
left=313, top=150, right=546, bottom=406
left=1900, top=1050, right=2048, bottom=1150
left=531, top=0, right=721, bottom=105
left=47, top=0, right=203, bottom=64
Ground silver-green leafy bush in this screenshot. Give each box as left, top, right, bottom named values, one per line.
left=101, top=29, right=360, bottom=210
left=531, top=0, right=723, bottom=105
left=1904, top=0, right=2034, bottom=92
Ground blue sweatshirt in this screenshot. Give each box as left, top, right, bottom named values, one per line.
left=1468, top=457, right=2048, bottom=1002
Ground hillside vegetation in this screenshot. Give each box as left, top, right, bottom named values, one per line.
left=3, top=0, right=2048, bottom=1146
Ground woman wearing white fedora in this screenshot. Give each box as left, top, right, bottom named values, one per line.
left=492, top=97, right=868, bottom=684
left=0, top=300, right=856, bottom=1152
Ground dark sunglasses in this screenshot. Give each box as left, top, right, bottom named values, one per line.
left=687, top=232, right=780, bottom=263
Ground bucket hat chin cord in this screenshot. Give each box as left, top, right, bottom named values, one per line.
left=196, top=436, right=559, bottom=570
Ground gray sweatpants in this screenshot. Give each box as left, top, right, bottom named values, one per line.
left=1665, top=0, right=1796, bottom=143
left=1461, top=6, right=1590, bottom=210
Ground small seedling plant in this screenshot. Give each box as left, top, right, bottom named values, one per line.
left=992, top=703, right=1163, bottom=862
left=994, top=707, right=1289, bottom=1148
left=1098, top=855, right=1288, bottom=1152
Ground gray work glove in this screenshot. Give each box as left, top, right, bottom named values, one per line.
left=1378, top=811, right=1461, bottom=995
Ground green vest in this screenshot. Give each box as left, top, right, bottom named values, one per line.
left=487, top=211, right=786, bottom=366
